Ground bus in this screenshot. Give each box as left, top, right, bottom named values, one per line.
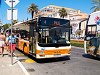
left=15, top=17, right=71, bottom=59
left=84, top=11, right=100, bottom=58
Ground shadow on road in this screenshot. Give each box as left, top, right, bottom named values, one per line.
left=28, top=54, right=70, bottom=63
left=16, top=48, right=70, bottom=63
left=82, top=54, right=100, bottom=61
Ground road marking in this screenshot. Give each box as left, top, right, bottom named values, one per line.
left=14, top=57, right=30, bottom=75
left=24, top=58, right=35, bottom=63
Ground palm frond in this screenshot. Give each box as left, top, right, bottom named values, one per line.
left=28, top=3, right=38, bottom=19
left=90, top=6, right=96, bottom=10
left=91, top=0, right=100, bottom=12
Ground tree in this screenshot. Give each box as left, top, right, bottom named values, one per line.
left=58, top=8, right=68, bottom=18
left=28, top=3, right=38, bottom=19
left=12, top=20, right=18, bottom=25
left=91, top=0, right=100, bottom=12
left=3, top=23, right=11, bottom=31
left=75, top=29, right=82, bottom=39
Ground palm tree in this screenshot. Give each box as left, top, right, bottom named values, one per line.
left=58, top=8, right=67, bottom=18
left=91, top=0, right=100, bottom=12
left=28, top=3, right=38, bottom=19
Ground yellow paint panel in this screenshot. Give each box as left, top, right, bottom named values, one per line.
left=18, top=39, right=29, bottom=54
left=24, top=46, right=29, bottom=54
left=24, top=58, right=35, bottom=63
left=18, top=40, right=24, bottom=50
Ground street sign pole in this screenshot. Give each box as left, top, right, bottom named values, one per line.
left=5, top=0, right=20, bottom=65
left=11, top=0, right=13, bottom=65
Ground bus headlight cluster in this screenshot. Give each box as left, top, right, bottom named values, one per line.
left=39, top=50, right=44, bottom=54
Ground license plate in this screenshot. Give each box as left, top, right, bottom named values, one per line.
left=54, top=54, right=61, bottom=57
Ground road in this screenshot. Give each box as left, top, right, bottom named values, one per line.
left=15, top=46, right=100, bottom=75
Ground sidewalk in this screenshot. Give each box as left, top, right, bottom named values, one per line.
left=0, top=50, right=25, bottom=75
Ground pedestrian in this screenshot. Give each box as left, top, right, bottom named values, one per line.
left=5, top=32, right=10, bottom=51
left=0, top=32, right=6, bottom=57
left=6, top=32, right=18, bottom=56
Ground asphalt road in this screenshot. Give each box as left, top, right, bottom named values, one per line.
left=15, top=46, right=100, bottom=75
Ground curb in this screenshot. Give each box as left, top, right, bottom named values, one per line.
left=13, top=55, right=30, bottom=75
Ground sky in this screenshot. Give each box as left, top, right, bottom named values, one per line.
left=0, top=0, right=94, bottom=25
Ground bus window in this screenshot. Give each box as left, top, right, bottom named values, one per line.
left=38, top=28, right=49, bottom=43
left=17, top=30, right=29, bottom=40
left=85, top=25, right=96, bottom=40
left=87, top=26, right=96, bottom=35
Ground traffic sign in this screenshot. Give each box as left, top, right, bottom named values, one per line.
left=5, top=0, right=20, bottom=7
left=7, top=9, right=18, bottom=20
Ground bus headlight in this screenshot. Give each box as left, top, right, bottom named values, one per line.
left=39, top=50, right=44, bottom=54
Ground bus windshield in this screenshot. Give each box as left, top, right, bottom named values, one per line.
left=38, top=26, right=70, bottom=45
left=49, top=27, right=69, bottom=43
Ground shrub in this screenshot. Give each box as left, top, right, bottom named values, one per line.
left=70, top=40, right=89, bottom=48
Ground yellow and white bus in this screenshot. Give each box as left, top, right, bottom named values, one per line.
left=15, top=17, right=71, bottom=59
